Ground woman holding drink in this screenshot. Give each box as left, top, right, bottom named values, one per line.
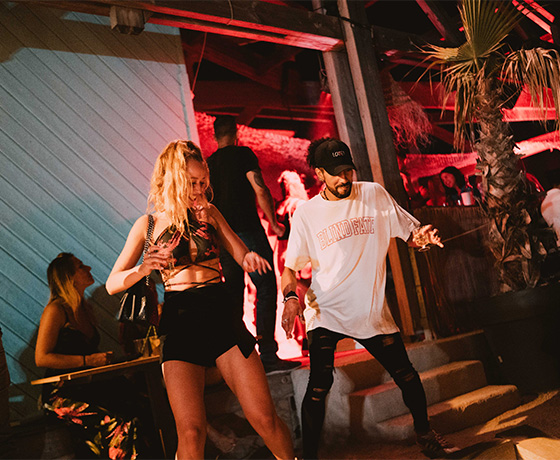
left=106, top=140, right=294, bottom=459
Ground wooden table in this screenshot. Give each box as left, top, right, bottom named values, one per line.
left=31, top=355, right=177, bottom=458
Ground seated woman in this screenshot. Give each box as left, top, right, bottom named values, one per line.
left=439, top=166, right=479, bottom=206
left=35, top=253, right=151, bottom=459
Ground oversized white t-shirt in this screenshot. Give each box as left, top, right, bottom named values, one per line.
left=284, top=181, right=420, bottom=338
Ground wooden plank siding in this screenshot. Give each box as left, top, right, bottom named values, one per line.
left=0, top=2, right=197, bottom=421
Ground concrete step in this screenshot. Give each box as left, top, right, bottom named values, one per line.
left=349, top=360, right=488, bottom=426
left=291, top=330, right=492, bottom=397
left=376, top=385, right=520, bottom=442
left=290, top=332, right=500, bottom=445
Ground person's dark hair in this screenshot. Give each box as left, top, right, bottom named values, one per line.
left=440, top=166, right=466, bottom=189
left=213, top=115, right=237, bottom=140
left=307, top=137, right=335, bottom=169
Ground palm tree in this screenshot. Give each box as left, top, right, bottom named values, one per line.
left=421, top=0, right=560, bottom=291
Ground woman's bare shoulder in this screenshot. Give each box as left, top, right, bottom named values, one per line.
left=130, top=213, right=164, bottom=240
left=42, top=300, right=68, bottom=324
left=133, top=214, right=151, bottom=228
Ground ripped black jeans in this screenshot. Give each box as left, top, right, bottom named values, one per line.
left=302, top=328, right=430, bottom=459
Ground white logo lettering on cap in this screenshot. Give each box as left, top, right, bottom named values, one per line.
left=332, top=150, right=345, bottom=157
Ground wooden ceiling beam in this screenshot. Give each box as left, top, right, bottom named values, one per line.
left=372, top=25, right=427, bottom=55
left=97, top=0, right=345, bottom=51
left=182, top=33, right=284, bottom=90
left=192, top=80, right=328, bottom=110
left=19, top=0, right=342, bottom=50
left=206, top=107, right=334, bottom=123
left=400, top=81, right=455, bottom=110
left=512, top=0, right=554, bottom=34
left=193, top=81, right=285, bottom=109
left=429, top=124, right=473, bottom=150
left=415, top=0, right=462, bottom=45
left=236, top=104, right=263, bottom=126
left=385, top=55, right=431, bottom=68
left=193, top=80, right=333, bottom=122
left=403, top=82, right=556, bottom=122
left=256, top=46, right=300, bottom=76
left=430, top=124, right=455, bottom=145
left=20, top=0, right=432, bottom=55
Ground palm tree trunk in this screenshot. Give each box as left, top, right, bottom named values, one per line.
left=474, top=81, right=543, bottom=291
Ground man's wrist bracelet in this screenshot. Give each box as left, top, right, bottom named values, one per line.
left=283, top=290, right=299, bottom=303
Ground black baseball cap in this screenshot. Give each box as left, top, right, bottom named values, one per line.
left=315, top=139, right=356, bottom=175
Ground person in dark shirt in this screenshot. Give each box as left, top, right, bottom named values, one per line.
left=207, top=116, right=300, bottom=374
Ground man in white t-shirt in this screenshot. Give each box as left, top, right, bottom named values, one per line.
left=281, top=138, right=457, bottom=459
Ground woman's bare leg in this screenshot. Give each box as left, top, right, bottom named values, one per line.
left=216, top=348, right=294, bottom=459
left=161, top=360, right=206, bottom=459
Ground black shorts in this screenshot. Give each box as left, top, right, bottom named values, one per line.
left=159, top=284, right=256, bottom=367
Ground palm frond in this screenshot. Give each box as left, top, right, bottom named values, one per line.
left=420, top=0, right=521, bottom=149
left=460, top=0, right=520, bottom=61
left=422, top=43, right=461, bottom=62
left=502, top=47, right=560, bottom=133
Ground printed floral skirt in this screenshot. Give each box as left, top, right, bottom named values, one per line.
left=42, top=377, right=149, bottom=459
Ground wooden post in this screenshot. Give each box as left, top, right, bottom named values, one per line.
left=313, top=0, right=421, bottom=337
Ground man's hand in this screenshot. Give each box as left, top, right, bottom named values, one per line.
left=281, top=298, right=301, bottom=339
left=411, top=224, right=444, bottom=249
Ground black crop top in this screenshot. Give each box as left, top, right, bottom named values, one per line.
left=155, top=212, right=221, bottom=286
left=44, top=312, right=100, bottom=380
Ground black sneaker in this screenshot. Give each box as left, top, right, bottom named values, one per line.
left=262, top=358, right=301, bottom=375
left=416, top=430, right=459, bottom=458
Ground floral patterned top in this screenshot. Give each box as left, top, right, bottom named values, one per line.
left=154, top=211, right=220, bottom=268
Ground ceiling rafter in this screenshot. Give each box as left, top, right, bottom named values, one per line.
left=19, top=0, right=344, bottom=50
left=21, top=0, right=432, bottom=55
left=512, top=0, right=554, bottom=34
left=103, top=0, right=345, bottom=50
left=182, top=32, right=285, bottom=90
left=415, top=0, right=463, bottom=45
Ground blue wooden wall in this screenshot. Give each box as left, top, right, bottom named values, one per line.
left=0, top=2, right=197, bottom=421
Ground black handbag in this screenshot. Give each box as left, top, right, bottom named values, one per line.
left=117, top=215, right=158, bottom=325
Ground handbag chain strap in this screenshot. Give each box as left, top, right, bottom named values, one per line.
left=141, top=214, right=155, bottom=286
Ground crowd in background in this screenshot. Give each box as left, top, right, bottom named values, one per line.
left=402, top=165, right=481, bottom=209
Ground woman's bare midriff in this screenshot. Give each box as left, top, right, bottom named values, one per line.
left=162, top=258, right=222, bottom=291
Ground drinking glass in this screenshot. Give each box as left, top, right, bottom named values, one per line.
left=153, top=230, right=181, bottom=283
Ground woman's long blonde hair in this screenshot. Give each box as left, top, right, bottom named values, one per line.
left=148, top=140, right=211, bottom=234
left=47, top=253, right=82, bottom=311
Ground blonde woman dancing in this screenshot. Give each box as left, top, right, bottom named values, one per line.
left=106, top=140, right=294, bottom=459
